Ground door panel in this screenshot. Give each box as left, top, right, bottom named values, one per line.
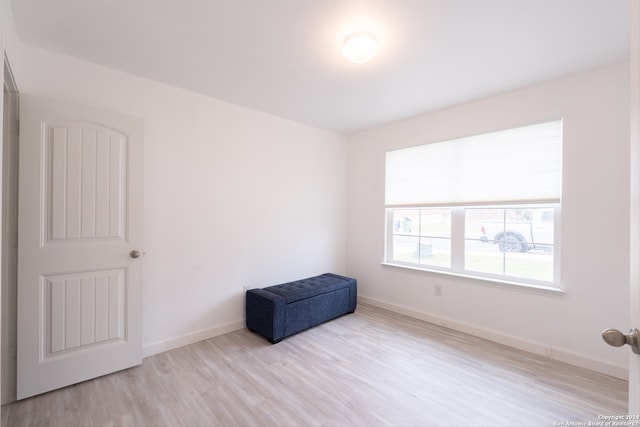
left=17, top=95, right=143, bottom=400
left=44, top=268, right=125, bottom=355
left=46, top=123, right=127, bottom=242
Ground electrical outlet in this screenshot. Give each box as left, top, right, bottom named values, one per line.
left=434, top=284, right=443, bottom=297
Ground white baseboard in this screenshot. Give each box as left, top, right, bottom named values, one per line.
left=358, top=295, right=628, bottom=380
left=142, top=320, right=246, bottom=358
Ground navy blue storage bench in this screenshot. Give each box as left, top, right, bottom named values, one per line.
left=245, top=273, right=357, bottom=343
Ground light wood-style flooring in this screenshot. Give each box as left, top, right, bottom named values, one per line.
left=1, top=303, right=628, bottom=427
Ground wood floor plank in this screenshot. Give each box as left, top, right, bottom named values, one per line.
left=1, top=303, right=628, bottom=426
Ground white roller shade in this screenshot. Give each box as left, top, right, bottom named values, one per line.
left=385, top=120, right=562, bottom=206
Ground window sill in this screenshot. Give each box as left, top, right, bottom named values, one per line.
left=381, top=262, right=566, bottom=295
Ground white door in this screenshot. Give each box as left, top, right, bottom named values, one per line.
left=16, top=95, right=144, bottom=400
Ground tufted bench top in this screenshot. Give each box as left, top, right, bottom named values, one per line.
left=262, top=273, right=353, bottom=304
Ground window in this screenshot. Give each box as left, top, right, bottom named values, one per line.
left=385, top=121, right=562, bottom=288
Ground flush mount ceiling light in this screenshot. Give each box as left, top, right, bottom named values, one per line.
left=342, top=32, right=378, bottom=64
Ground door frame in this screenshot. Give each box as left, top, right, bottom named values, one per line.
left=1, top=49, right=18, bottom=404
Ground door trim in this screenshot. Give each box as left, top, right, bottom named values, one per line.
left=1, top=49, right=19, bottom=404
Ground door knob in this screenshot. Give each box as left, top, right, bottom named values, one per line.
left=130, top=250, right=142, bottom=259
left=602, top=328, right=640, bottom=354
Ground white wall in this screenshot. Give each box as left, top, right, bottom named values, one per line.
left=346, top=62, right=631, bottom=378
left=17, top=44, right=347, bottom=355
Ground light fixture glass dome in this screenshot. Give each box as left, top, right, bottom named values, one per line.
left=342, top=32, right=378, bottom=64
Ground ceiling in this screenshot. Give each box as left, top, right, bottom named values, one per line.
left=10, top=0, right=631, bottom=134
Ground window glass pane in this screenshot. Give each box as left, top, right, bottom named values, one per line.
left=391, top=209, right=420, bottom=264
left=420, top=208, right=451, bottom=238
left=504, top=252, right=554, bottom=282
left=392, top=209, right=419, bottom=235
left=391, top=235, right=420, bottom=264
left=464, top=238, right=505, bottom=275
left=419, top=208, right=451, bottom=268
left=465, top=208, right=507, bottom=275
left=418, top=236, right=451, bottom=268
left=465, top=208, right=504, bottom=240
